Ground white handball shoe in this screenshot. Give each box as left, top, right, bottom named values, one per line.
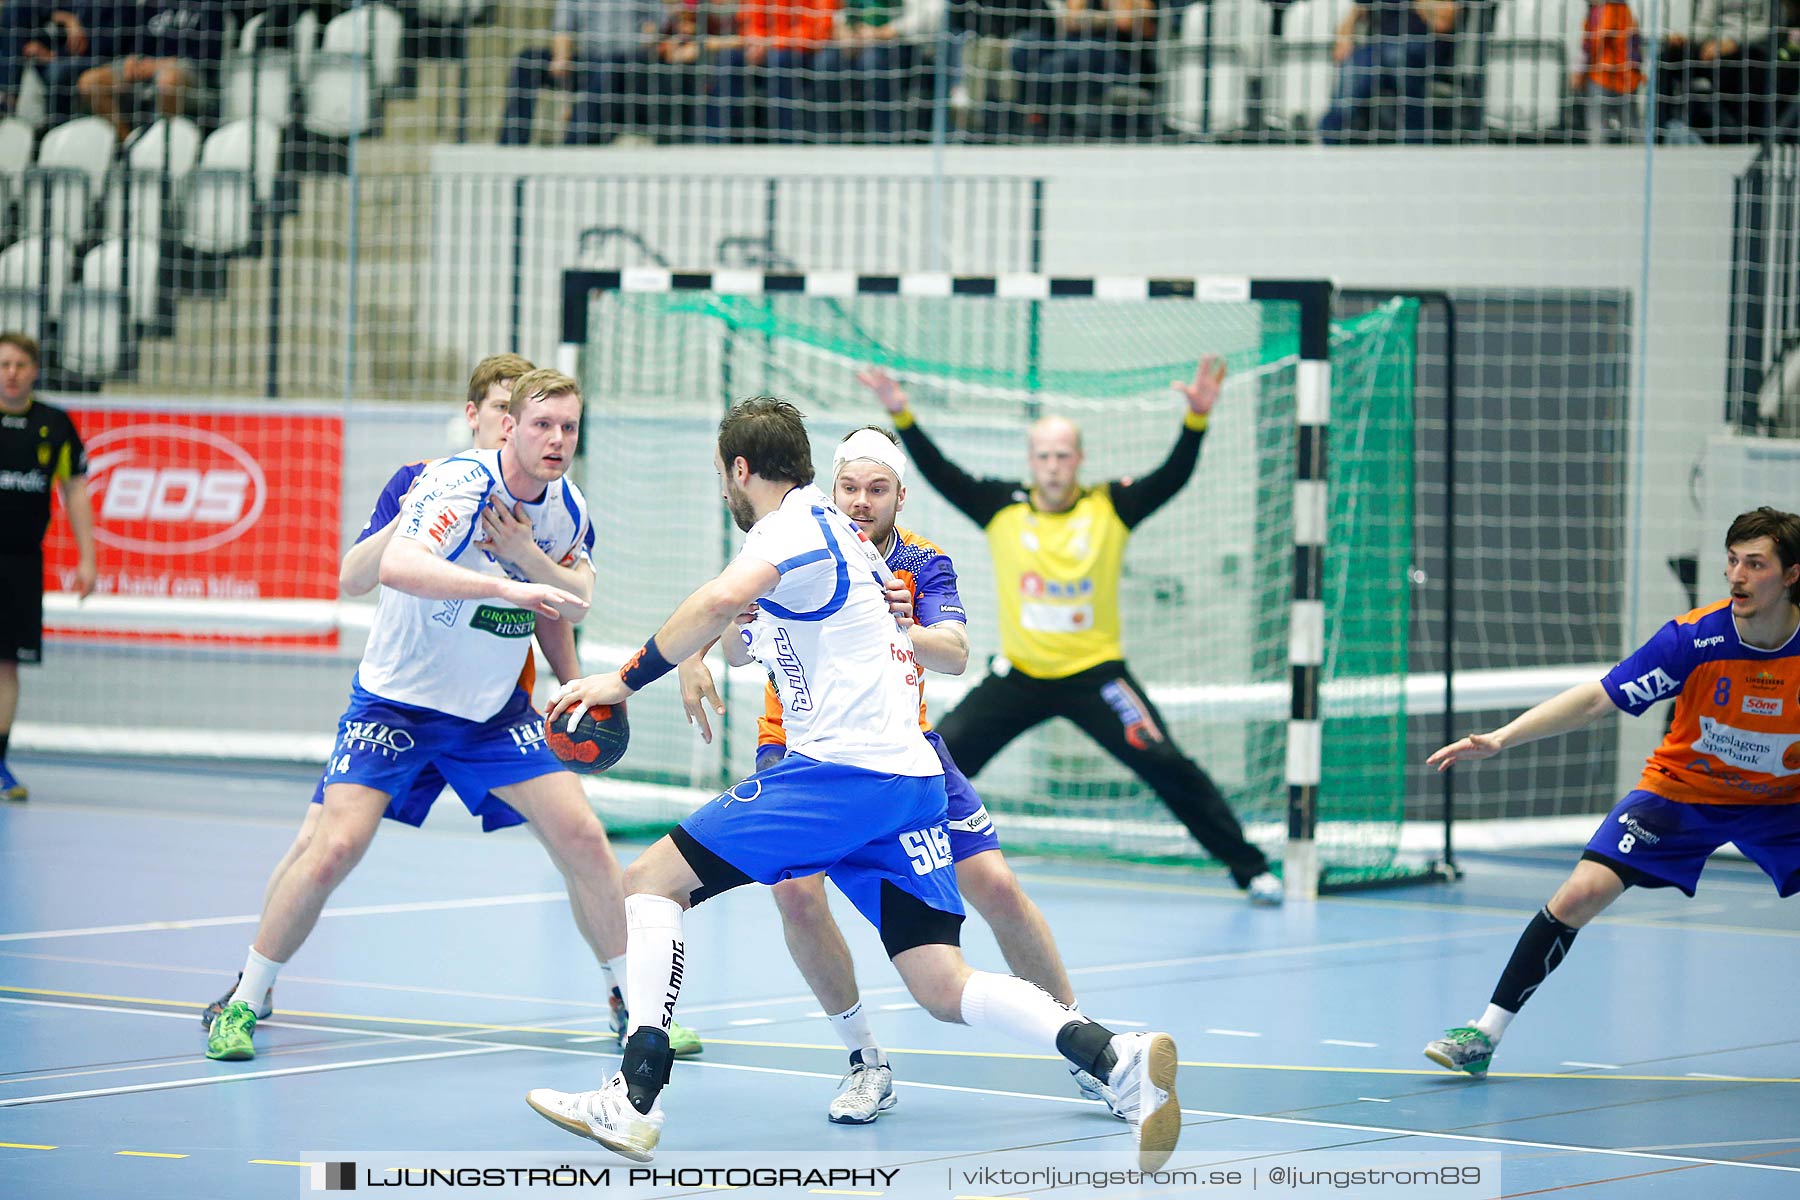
left=1107, top=1032, right=1181, bottom=1171
left=526, top=1072, right=664, bottom=1162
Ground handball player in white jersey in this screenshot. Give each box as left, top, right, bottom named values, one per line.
left=525, top=397, right=1182, bottom=1171
left=204, top=370, right=636, bottom=1062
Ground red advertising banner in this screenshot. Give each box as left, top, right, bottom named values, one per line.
left=42, top=406, right=343, bottom=646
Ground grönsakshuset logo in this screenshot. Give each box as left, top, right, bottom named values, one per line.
left=83, top=424, right=268, bottom=554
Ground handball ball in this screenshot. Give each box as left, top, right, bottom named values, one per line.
left=547, top=703, right=630, bottom=774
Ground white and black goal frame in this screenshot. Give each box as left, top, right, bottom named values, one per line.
left=558, top=267, right=1345, bottom=903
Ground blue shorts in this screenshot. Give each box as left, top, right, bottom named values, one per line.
left=309, top=765, right=524, bottom=833
left=756, top=731, right=999, bottom=862
left=928, top=729, right=1000, bottom=861
left=316, top=681, right=554, bottom=831
left=1583, top=790, right=1800, bottom=897
left=680, top=753, right=964, bottom=933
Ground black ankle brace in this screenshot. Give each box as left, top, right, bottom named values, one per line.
left=1055, top=1019, right=1117, bottom=1081
left=621, top=1028, right=673, bottom=1115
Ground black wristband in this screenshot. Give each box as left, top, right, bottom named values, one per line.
left=619, top=637, right=675, bottom=692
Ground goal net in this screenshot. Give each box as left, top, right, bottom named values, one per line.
left=567, top=272, right=1421, bottom=887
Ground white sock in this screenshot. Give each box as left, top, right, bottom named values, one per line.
left=603, top=954, right=630, bottom=997
left=958, top=971, right=1073, bottom=1050
left=624, top=894, right=684, bottom=1039
left=231, top=946, right=283, bottom=1007
left=1474, top=1005, right=1514, bottom=1043
left=827, top=1001, right=883, bottom=1065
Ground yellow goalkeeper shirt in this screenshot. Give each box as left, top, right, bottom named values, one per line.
left=894, top=410, right=1208, bottom=681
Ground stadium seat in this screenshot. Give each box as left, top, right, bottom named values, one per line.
left=1485, top=0, right=1582, bottom=136
left=222, top=10, right=321, bottom=128
left=19, top=116, right=114, bottom=244
left=0, top=117, right=34, bottom=229
left=304, top=4, right=406, bottom=138
left=13, top=65, right=47, bottom=130
left=60, top=238, right=161, bottom=377
left=1270, top=0, right=1354, bottom=133
left=183, top=120, right=281, bottom=256
left=1165, top=0, right=1271, bottom=137
left=0, top=235, right=75, bottom=338
left=103, top=118, right=203, bottom=245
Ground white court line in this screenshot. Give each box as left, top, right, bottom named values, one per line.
left=0, top=892, right=566, bottom=944
left=1356, top=1097, right=1391, bottom=1103
left=2, top=995, right=1795, bottom=1176
left=1321, top=1040, right=1378, bottom=1048
left=728, top=1019, right=775, bottom=1027
left=1205, top=1029, right=1262, bottom=1039
left=0, top=1044, right=514, bottom=1106
left=1562, top=1061, right=1620, bottom=1070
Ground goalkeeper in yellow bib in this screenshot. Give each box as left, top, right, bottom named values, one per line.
left=863, top=359, right=1282, bottom=902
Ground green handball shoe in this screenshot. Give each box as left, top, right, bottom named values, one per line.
left=1423, top=1026, right=1494, bottom=1077
left=667, top=1021, right=702, bottom=1058
left=206, top=1000, right=258, bottom=1061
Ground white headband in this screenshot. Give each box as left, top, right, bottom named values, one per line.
left=832, top=429, right=908, bottom=487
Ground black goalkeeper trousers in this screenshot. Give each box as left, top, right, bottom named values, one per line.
left=936, top=659, right=1271, bottom=887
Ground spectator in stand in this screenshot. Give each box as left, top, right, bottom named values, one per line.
left=1657, top=0, right=1775, bottom=142
left=76, top=0, right=225, bottom=140
left=940, top=0, right=1052, bottom=132
left=703, top=0, right=840, bottom=143
left=0, top=3, right=123, bottom=124
left=814, top=0, right=943, bottom=140
left=1571, top=1, right=1643, bottom=144
left=1318, top=0, right=1458, bottom=145
left=499, top=0, right=663, bottom=145
left=1007, top=0, right=1156, bottom=139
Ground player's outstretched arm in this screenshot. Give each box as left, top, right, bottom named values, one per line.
left=380, top=536, right=587, bottom=620
left=547, top=558, right=777, bottom=722
left=1112, top=352, right=1224, bottom=530
left=1427, top=680, right=1616, bottom=771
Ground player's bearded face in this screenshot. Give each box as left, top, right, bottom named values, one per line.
left=718, top=454, right=758, bottom=533
left=834, top=464, right=902, bottom=547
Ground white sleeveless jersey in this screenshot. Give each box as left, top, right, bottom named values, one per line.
left=358, top=449, right=591, bottom=721
left=737, top=485, right=941, bottom=778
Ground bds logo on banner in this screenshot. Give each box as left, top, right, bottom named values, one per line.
left=41, top=405, right=343, bottom=645
left=85, top=424, right=267, bottom=554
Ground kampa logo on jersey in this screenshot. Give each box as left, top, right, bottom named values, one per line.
left=84, top=425, right=267, bottom=554
left=1692, top=635, right=1725, bottom=649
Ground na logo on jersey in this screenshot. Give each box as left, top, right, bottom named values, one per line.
left=1619, top=668, right=1679, bottom=707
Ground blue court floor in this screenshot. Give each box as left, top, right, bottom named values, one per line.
left=2, top=756, right=1796, bottom=1199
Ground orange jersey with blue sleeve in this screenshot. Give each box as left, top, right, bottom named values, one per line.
left=758, top=525, right=966, bottom=749
left=1602, top=600, right=1800, bottom=805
